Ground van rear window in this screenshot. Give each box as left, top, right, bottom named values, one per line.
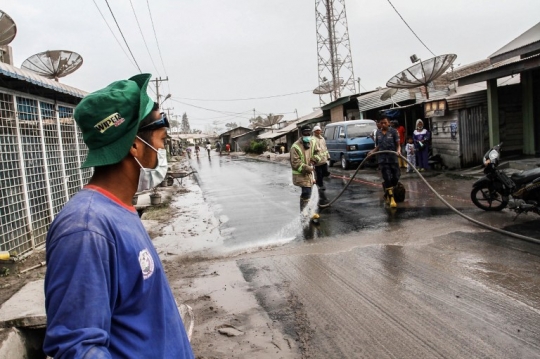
left=346, top=123, right=376, bottom=138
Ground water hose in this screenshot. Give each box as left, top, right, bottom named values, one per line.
left=319, top=150, right=540, bottom=245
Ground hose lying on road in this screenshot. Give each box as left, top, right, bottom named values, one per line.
left=318, top=150, right=540, bottom=245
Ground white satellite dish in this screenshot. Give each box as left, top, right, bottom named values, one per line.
left=0, top=10, right=17, bottom=46
left=380, top=88, right=399, bottom=108
left=21, top=50, right=83, bottom=81
left=380, top=88, right=398, bottom=101
left=386, top=54, right=457, bottom=99
left=313, top=78, right=344, bottom=95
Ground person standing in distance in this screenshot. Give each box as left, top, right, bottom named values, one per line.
left=43, top=74, right=194, bottom=359
left=290, top=125, right=315, bottom=211
left=413, top=119, right=430, bottom=171
left=368, top=115, right=401, bottom=208
left=310, top=125, right=330, bottom=191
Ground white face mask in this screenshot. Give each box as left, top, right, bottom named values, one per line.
left=133, top=136, right=168, bottom=192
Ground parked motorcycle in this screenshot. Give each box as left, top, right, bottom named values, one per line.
left=471, top=143, right=540, bottom=216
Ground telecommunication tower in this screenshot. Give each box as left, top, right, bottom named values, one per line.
left=314, top=0, right=356, bottom=105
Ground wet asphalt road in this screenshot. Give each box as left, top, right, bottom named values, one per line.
left=190, top=152, right=540, bottom=358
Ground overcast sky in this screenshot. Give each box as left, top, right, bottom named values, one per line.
left=3, top=0, right=539, bottom=130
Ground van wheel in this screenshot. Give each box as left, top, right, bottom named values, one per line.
left=341, top=155, right=349, bottom=170
left=329, top=159, right=335, bottom=167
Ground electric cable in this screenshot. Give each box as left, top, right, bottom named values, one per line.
left=385, top=0, right=436, bottom=57
left=169, top=98, right=253, bottom=119
left=318, top=151, right=540, bottom=245
left=146, top=0, right=170, bottom=93
left=175, top=89, right=313, bottom=102
left=92, top=0, right=138, bottom=70
left=104, top=0, right=142, bottom=72
left=129, top=0, right=161, bottom=77
left=189, top=110, right=253, bottom=121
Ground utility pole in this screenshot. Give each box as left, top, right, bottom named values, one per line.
left=162, top=107, right=174, bottom=121
left=295, top=109, right=299, bottom=119
left=153, top=76, right=169, bottom=107
left=253, top=108, right=256, bottom=120
left=171, top=114, right=181, bottom=133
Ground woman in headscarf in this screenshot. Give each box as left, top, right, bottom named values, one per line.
left=413, top=119, right=430, bottom=171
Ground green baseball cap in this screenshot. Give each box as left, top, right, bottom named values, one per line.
left=74, top=73, right=154, bottom=168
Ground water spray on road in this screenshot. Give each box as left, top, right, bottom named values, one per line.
left=318, top=151, right=540, bottom=245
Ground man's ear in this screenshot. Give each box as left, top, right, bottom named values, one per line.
left=130, top=136, right=143, bottom=157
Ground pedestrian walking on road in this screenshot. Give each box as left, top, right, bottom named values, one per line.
left=290, top=125, right=315, bottom=211
left=413, top=119, right=430, bottom=171
left=43, top=74, right=194, bottom=359
left=206, top=142, right=211, bottom=156
left=368, top=115, right=401, bottom=208
left=310, top=125, right=330, bottom=191
left=225, top=143, right=231, bottom=155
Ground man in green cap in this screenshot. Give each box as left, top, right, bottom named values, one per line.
left=43, top=74, right=194, bottom=358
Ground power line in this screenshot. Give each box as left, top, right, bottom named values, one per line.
left=255, top=110, right=296, bottom=117
left=188, top=110, right=253, bottom=121
left=104, top=0, right=142, bottom=72
left=174, top=89, right=313, bottom=102
left=169, top=98, right=253, bottom=119
left=385, top=0, right=436, bottom=57
left=92, top=0, right=137, bottom=70
left=129, top=0, right=161, bottom=76
left=146, top=0, right=169, bottom=91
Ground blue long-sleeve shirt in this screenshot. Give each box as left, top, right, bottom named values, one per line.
left=44, top=186, right=194, bottom=359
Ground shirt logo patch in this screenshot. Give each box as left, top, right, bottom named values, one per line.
left=139, top=248, right=155, bottom=280
left=94, top=113, right=125, bottom=133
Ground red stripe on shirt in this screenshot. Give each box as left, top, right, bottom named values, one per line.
left=84, top=184, right=137, bottom=213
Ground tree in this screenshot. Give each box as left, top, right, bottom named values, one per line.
left=203, top=124, right=213, bottom=135
left=249, top=113, right=283, bottom=128
left=212, top=120, right=224, bottom=135
left=248, top=116, right=264, bottom=129
left=225, top=122, right=238, bottom=130
left=181, top=113, right=191, bottom=134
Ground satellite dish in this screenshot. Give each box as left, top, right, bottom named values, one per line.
left=380, top=88, right=398, bottom=101
left=313, top=78, right=344, bottom=95
left=21, top=50, right=83, bottom=81
left=386, top=54, right=457, bottom=99
left=0, top=10, right=17, bottom=46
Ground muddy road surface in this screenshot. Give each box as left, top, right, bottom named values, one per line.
left=170, top=153, right=540, bottom=358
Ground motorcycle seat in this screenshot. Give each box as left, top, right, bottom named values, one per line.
left=510, top=167, right=540, bottom=185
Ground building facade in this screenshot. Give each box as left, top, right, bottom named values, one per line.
left=0, top=62, right=88, bottom=256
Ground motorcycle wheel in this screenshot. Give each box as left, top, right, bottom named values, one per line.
left=470, top=185, right=508, bottom=211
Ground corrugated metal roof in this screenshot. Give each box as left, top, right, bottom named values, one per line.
left=413, top=87, right=451, bottom=103
left=445, top=75, right=520, bottom=110
left=456, top=54, right=539, bottom=85
left=489, top=22, right=540, bottom=62
left=0, top=61, right=87, bottom=98
left=447, top=91, right=486, bottom=111
left=218, top=126, right=252, bottom=136
left=357, top=88, right=415, bottom=112
left=321, top=96, right=350, bottom=110
left=257, top=109, right=323, bottom=140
